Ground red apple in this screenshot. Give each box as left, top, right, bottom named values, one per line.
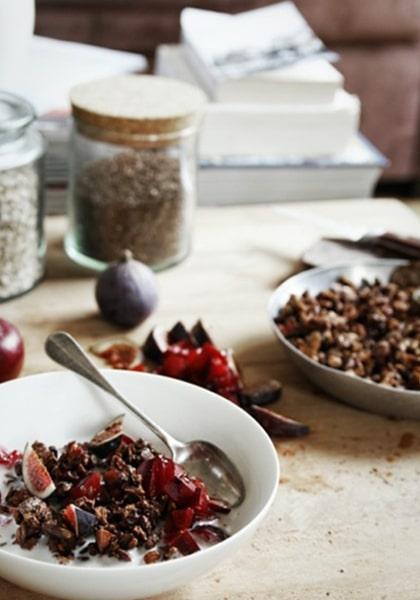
left=0, top=318, right=24, bottom=382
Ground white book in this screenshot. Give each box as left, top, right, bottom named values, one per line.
left=198, top=136, right=388, bottom=205
left=181, top=4, right=341, bottom=104
left=201, top=91, right=359, bottom=158
left=158, top=43, right=342, bottom=105
left=155, top=45, right=359, bottom=158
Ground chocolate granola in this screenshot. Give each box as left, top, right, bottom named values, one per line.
left=275, top=273, right=420, bottom=390
left=0, top=418, right=229, bottom=564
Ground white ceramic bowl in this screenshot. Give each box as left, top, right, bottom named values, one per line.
left=0, top=370, right=279, bottom=600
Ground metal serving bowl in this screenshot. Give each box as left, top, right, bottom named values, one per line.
left=268, top=259, right=420, bottom=420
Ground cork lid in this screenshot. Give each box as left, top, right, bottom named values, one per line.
left=70, top=75, right=207, bottom=140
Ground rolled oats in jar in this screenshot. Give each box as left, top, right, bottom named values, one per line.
left=66, top=75, right=206, bottom=271
left=0, top=92, right=46, bottom=300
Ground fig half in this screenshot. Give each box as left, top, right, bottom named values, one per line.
left=90, top=338, right=142, bottom=369
left=63, top=504, right=97, bottom=537
left=90, top=415, right=125, bottom=457
left=22, top=444, right=56, bottom=499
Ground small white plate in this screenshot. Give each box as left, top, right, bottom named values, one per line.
left=0, top=370, right=279, bottom=600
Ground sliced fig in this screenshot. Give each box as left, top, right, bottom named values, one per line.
left=63, top=504, right=77, bottom=532
left=249, top=405, right=309, bottom=438
left=190, top=320, right=213, bottom=347
left=22, top=443, right=56, bottom=499
left=63, top=504, right=97, bottom=537
left=76, top=507, right=97, bottom=536
left=90, top=415, right=125, bottom=456
left=142, top=326, right=168, bottom=363
left=167, top=321, right=192, bottom=345
left=96, top=527, right=114, bottom=553
left=90, top=338, right=142, bottom=369
left=239, top=379, right=283, bottom=408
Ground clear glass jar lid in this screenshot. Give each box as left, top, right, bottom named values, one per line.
left=0, top=91, right=45, bottom=170
left=0, top=91, right=34, bottom=142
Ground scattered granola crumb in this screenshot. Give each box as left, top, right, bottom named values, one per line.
left=279, top=447, right=296, bottom=457
left=143, top=550, right=161, bottom=564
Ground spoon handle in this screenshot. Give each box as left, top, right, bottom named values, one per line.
left=45, top=331, right=179, bottom=456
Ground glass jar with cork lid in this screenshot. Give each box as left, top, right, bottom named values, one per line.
left=66, top=75, right=207, bottom=271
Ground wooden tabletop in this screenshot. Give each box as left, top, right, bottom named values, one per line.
left=1, top=198, right=420, bottom=600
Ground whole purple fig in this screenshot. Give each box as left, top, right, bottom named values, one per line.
left=95, top=250, right=158, bottom=327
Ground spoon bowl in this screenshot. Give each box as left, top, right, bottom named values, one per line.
left=173, top=440, right=245, bottom=506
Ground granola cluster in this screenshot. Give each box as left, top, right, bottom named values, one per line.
left=275, top=275, right=420, bottom=390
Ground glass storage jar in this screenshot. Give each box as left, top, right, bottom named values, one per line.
left=0, top=91, right=46, bottom=300
left=66, top=75, right=206, bottom=271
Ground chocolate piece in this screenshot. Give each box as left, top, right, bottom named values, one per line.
left=249, top=405, right=309, bottom=438
left=239, top=379, right=283, bottom=408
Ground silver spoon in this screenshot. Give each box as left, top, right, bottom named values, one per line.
left=45, top=331, right=245, bottom=507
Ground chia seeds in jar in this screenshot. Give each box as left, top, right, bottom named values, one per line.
left=66, top=75, right=206, bottom=271
left=0, top=92, right=46, bottom=300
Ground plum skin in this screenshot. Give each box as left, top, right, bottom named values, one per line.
left=95, top=256, right=158, bottom=328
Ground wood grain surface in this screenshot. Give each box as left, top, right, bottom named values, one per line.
left=1, top=198, right=420, bottom=600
